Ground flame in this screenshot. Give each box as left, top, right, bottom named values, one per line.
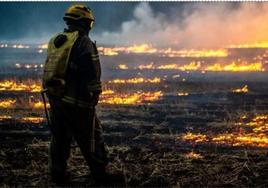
left=98, top=46, right=119, bottom=56
left=102, top=89, right=115, bottom=95
left=161, top=48, right=228, bottom=58
left=0, top=80, right=42, bottom=93
left=0, top=99, right=16, bottom=108
left=245, top=115, right=268, bottom=133
left=179, top=114, right=268, bottom=148
left=30, top=101, right=50, bottom=109
left=232, top=85, right=249, bottom=93
left=181, top=132, right=208, bottom=143
left=178, top=61, right=201, bottom=71
left=0, top=115, right=12, bottom=121
left=228, top=42, right=268, bottom=49
left=137, top=63, right=155, bottom=70
left=118, top=64, right=128, bottom=70
left=126, top=44, right=157, bottom=54
left=21, top=117, right=45, bottom=123
left=0, top=115, right=44, bottom=123
left=158, top=62, right=201, bottom=71
left=108, top=77, right=160, bottom=84
left=157, top=64, right=178, bottom=70
left=185, top=152, right=203, bottom=159
left=98, top=43, right=228, bottom=57
left=100, top=91, right=163, bottom=105
left=178, top=92, right=189, bottom=96
left=136, top=61, right=265, bottom=72
left=205, top=62, right=264, bottom=72
left=212, top=133, right=268, bottom=148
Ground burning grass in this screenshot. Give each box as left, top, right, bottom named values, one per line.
left=232, top=85, right=249, bottom=93
left=133, top=61, right=265, bottom=72
left=178, top=114, right=268, bottom=148
left=97, top=43, right=228, bottom=58
left=0, top=80, right=42, bottom=93
left=0, top=115, right=12, bottom=121
left=108, top=77, right=161, bottom=84
left=0, top=99, right=16, bottom=108
left=184, top=151, right=204, bottom=159
left=100, top=91, right=163, bottom=105
left=204, top=62, right=264, bottom=72
left=20, top=117, right=45, bottom=124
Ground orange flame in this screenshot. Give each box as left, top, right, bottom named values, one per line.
left=30, top=101, right=50, bottom=109
left=228, top=42, right=268, bottom=49
left=185, top=152, right=203, bottom=159
left=181, top=132, right=208, bottom=143
left=100, top=91, right=163, bottom=105
left=98, top=44, right=228, bottom=57
left=179, top=114, right=268, bottom=148
left=136, top=61, right=265, bottom=72
left=21, top=117, right=45, bottom=123
left=0, top=80, right=42, bottom=93
left=108, top=77, right=161, bottom=84
left=0, top=99, right=16, bottom=108
left=232, top=85, right=249, bottom=93
left=101, top=89, right=115, bottom=95
left=205, top=62, right=264, bottom=72
left=0, top=115, right=12, bottom=121
left=118, top=64, right=128, bottom=70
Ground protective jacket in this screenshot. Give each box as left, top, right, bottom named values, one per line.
left=43, top=25, right=102, bottom=107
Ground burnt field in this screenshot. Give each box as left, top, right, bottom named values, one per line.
left=0, top=68, right=268, bottom=187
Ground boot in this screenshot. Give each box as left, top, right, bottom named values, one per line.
left=91, top=165, right=110, bottom=186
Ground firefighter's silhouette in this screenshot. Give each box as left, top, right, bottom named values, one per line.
left=42, top=4, right=108, bottom=185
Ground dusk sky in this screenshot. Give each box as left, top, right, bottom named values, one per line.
left=1, top=2, right=268, bottom=48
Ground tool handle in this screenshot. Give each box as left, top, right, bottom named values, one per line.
left=41, top=89, right=50, bottom=126
left=90, top=109, right=96, bottom=153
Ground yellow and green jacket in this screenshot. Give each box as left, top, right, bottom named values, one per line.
left=45, top=26, right=102, bottom=108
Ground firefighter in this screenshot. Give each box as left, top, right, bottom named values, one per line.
left=42, top=4, right=108, bottom=185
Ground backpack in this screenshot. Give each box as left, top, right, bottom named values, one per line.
left=42, top=31, right=79, bottom=98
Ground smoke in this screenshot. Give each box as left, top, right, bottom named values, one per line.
left=95, top=3, right=268, bottom=49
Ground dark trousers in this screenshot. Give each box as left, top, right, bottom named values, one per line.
left=48, top=99, right=108, bottom=181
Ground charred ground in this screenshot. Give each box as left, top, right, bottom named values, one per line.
left=0, top=69, right=267, bottom=187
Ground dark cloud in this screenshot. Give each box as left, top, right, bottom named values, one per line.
left=1, top=2, right=268, bottom=48
left=0, top=2, right=139, bottom=43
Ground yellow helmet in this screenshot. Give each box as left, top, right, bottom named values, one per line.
left=63, top=4, right=94, bottom=22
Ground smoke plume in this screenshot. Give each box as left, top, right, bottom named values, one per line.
left=95, top=3, right=268, bottom=49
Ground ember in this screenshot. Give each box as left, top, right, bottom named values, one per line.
left=185, top=151, right=203, bottom=159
